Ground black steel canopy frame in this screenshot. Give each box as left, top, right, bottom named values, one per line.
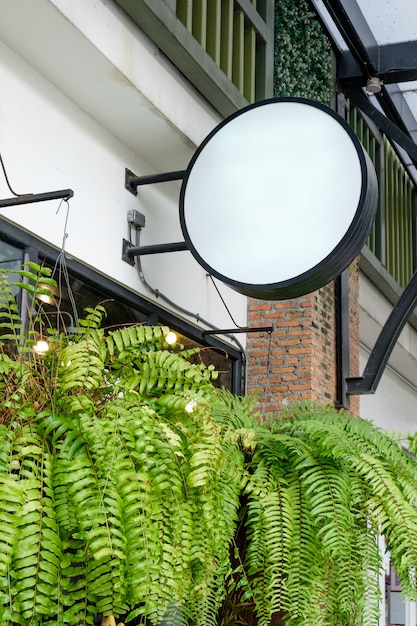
left=312, top=0, right=417, bottom=396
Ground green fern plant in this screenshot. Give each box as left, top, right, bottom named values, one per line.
left=1, top=264, right=417, bottom=626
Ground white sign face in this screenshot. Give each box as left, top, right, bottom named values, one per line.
left=179, top=98, right=378, bottom=299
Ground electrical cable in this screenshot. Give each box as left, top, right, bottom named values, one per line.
left=0, top=153, right=30, bottom=197
left=207, top=274, right=244, bottom=329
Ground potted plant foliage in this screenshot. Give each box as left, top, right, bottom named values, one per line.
left=1, top=263, right=417, bottom=626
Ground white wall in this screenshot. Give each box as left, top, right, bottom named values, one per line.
left=0, top=0, right=247, bottom=341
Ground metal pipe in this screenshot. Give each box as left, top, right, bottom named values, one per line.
left=125, top=168, right=186, bottom=194
left=0, top=189, right=74, bottom=208
left=347, top=269, right=417, bottom=394
left=202, top=326, right=274, bottom=335
left=126, top=241, right=188, bottom=257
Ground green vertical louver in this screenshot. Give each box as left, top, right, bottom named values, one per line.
left=348, top=106, right=416, bottom=288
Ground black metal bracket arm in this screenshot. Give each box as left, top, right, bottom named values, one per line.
left=347, top=270, right=417, bottom=395
left=125, top=168, right=186, bottom=195
left=122, top=238, right=188, bottom=265
left=336, top=86, right=417, bottom=395
left=202, top=326, right=274, bottom=336
left=0, top=189, right=74, bottom=208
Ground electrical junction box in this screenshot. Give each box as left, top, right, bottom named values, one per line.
left=127, top=210, right=146, bottom=228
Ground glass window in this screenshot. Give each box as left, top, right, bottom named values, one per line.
left=0, top=240, right=22, bottom=271
left=0, top=227, right=242, bottom=393
left=38, top=271, right=234, bottom=389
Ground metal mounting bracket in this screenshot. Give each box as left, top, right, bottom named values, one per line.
left=125, top=168, right=186, bottom=195
left=202, top=326, right=274, bottom=336
left=340, top=87, right=417, bottom=394
left=347, top=270, right=417, bottom=395
left=0, top=189, right=74, bottom=208
left=122, top=238, right=188, bottom=265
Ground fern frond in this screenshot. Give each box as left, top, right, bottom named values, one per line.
left=59, top=330, right=105, bottom=393
left=7, top=428, right=62, bottom=623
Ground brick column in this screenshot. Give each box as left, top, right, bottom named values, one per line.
left=246, top=261, right=360, bottom=416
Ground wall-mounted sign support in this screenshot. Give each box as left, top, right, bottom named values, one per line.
left=347, top=270, right=417, bottom=394
left=124, top=98, right=378, bottom=299
left=202, top=326, right=273, bottom=336
left=122, top=238, right=188, bottom=265
left=125, top=168, right=186, bottom=195
left=339, top=85, right=417, bottom=395
left=123, top=97, right=383, bottom=384
left=0, top=189, right=74, bottom=208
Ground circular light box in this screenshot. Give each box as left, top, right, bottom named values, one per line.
left=179, top=98, right=378, bottom=300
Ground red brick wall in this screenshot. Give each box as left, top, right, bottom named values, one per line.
left=246, top=261, right=360, bottom=416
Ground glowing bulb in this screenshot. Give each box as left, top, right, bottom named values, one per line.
left=33, top=339, right=50, bottom=355
left=37, top=293, right=53, bottom=305
left=165, top=331, right=177, bottom=345
left=185, top=400, right=197, bottom=413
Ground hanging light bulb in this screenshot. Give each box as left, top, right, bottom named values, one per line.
left=33, top=339, right=50, bottom=355
left=165, top=330, right=177, bottom=345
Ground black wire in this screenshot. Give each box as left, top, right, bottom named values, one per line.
left=208, top=274, right=243, bottom=329
left=0, top=153, right=29, bottom=197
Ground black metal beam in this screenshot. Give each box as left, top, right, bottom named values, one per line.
left=347, top=270, right=417, bottom=395
left=335, top=270, right=350, bottom=408
left=340, top=86, right=417, bottom=395
left=202, top=326, right=273, bottom=336
left=122, top=238, right=188, bottom=265
left=319, top=0, right=379, bottom=74
left=0, top=189, right=74, bottom=208
left=339, top=41, right=417, bottom=86
left=125, top=168, right=186, bottom=195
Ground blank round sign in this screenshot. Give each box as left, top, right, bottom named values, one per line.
left=179, top=98, right=378, bottom=300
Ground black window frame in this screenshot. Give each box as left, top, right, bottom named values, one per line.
left=0, top=217, right=244, bottom=394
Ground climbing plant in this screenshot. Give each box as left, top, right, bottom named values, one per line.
left=2, top=264, right=417, bottom=626
left=274, top=0, right=333, bottom=103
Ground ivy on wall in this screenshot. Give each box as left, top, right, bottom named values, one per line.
left=274, top=0, right=332, bottom=103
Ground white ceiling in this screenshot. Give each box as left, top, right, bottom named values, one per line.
left=358, top=0, right=417, bottom=44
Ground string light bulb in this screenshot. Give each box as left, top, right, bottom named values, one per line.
left=165, top=330, right=177, bottom=345
left=33, top=339, right=50, bottom=355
